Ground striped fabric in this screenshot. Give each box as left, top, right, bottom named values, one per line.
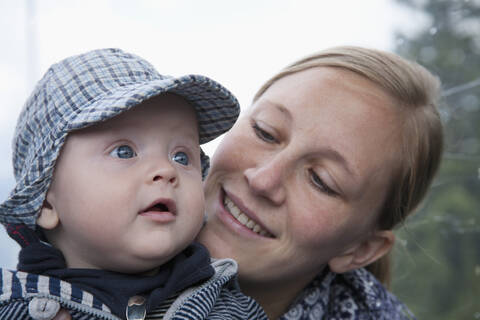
left=0, top=301, right=29, bottom=319
left=0, top=259, right=268, bottom=320
left=0, top=48, right=240, bottom=232
left=0, top=269, right=114, bottom=319
left=165, top=266, right=267, bottom=320
left=146, top=295, right=178, bottom=319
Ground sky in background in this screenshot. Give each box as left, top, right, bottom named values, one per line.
left=0, top=0, right=423, bottom=268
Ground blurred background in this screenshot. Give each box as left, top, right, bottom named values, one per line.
left=0, top=1, right=478, bottom=319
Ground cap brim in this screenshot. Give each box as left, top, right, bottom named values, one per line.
left=67, top=74, right=240, bottom=144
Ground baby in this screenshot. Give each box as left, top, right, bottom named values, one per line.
left=0, top=49, right=266, bottom=320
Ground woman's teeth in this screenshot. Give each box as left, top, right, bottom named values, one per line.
left=224, top=196, right=270, bottom=237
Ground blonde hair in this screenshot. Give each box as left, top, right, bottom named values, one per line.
left=254, top=46, right=444, bottom=285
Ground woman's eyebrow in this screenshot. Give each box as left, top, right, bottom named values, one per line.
left=262, top=100, right=293, bottom=122
left=322, top=147, right=357, bottom=179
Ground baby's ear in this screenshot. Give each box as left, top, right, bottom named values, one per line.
left=328, top=230, right=395, bottom=274
left=37, top=193, right=59, bottom=230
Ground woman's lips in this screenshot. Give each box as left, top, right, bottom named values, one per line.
left=221, top=189, right=274, bottom=238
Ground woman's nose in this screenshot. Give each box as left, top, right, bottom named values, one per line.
left=244, top=156, right=287, bottom=205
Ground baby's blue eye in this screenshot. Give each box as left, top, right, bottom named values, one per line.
left=172, top=151, right=189, bottom=166
left=110, top=145, right=137, bottom=159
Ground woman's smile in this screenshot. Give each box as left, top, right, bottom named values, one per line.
left=221, top=188, right=274, bottom=238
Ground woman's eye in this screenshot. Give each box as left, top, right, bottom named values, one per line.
left=309, top=169, right=337, bottom=196
left=172, top=151, right=189, bottom=166
left=253, top=122, right=277, bottom=143
left=110, top=145, right=137, bottom=159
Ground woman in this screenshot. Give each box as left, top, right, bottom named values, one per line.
left=55, top=46, right=443, bottom=319
left=197, top=46, right=443, bottom=319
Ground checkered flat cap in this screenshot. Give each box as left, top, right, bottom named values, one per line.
left=0, top=48, right=239, bottom=230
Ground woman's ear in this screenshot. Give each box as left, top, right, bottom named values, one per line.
left=328, top=230, right=395, bottom=273
left=37, top=193, right=60, bottom=230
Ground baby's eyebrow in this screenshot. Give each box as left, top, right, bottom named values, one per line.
left=184, top=139, right=201, bottom=151
left=181, top=128, right=201, bottom=144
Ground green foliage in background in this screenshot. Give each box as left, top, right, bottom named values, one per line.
left=392, top=0, right=480, bottom=319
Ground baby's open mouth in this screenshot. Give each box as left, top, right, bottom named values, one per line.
left=223, top=194, right=273, bottom=238
left=150, top=203, right=169, bottom=211
left=141, top=199, right=176, bottom=215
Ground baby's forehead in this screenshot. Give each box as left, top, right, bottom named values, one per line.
left=117, top=94, right=197, bottom=128
left=73, top=97, right=200, bottom=143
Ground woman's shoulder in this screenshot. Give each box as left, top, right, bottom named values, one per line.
left=333, top=268, right=416, bottom=319
left=280, top=268, right=415, bottom=320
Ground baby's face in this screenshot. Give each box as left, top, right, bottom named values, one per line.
left=41, top=93, right=205, bottom=273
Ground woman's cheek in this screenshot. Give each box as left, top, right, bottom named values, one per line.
left=211, top=131, right=251, bottom=172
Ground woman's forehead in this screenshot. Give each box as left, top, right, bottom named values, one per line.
left=262, top=67, right=395, bottom=104
left=253, top=68, right=402, bottom=132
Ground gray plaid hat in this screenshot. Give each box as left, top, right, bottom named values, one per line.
left=0, top=48, right=240, bottom=230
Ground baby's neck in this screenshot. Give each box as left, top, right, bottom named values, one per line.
left=138, top=267, right=160, bottom=276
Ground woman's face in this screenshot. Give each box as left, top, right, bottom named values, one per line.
left=198, top=67, right=403, bottom=293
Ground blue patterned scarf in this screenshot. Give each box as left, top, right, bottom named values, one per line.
left=279, top=268, right=416, bottom=320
